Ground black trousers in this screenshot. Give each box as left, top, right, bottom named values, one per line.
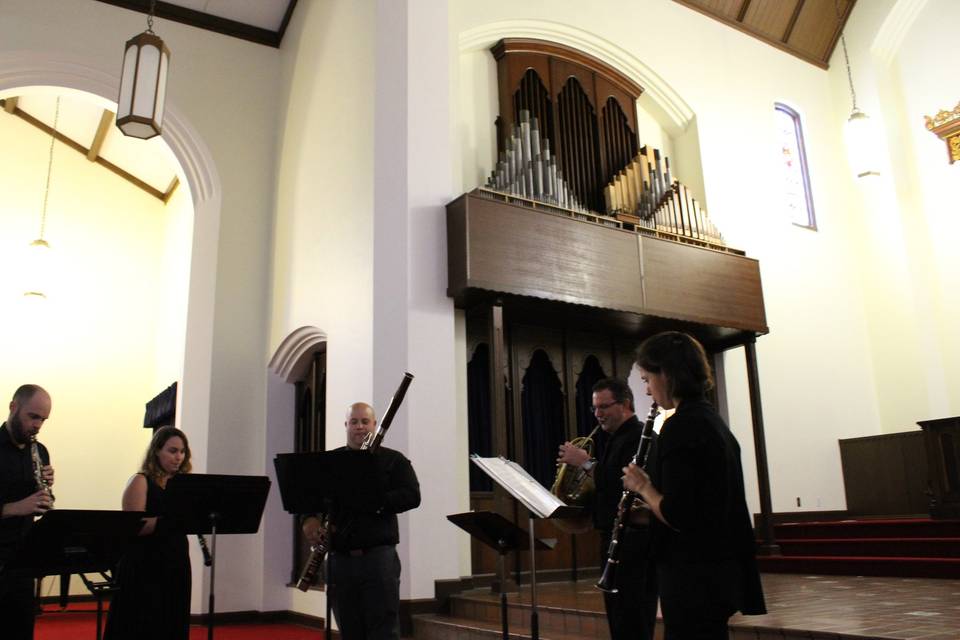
left=658, top=558, right=740, bottom=640
left=599, top=530, right=658, bottom=640
left=328, top=545, right=401, bottom=640
left=0, top=575, right=36, bottom=640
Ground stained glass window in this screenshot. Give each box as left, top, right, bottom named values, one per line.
left=775, top=103, right=816, bottom=229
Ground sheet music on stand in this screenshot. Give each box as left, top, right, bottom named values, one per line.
left=469, top=454, right=576, bottom=519
left=470, top=454, right=581, bottom=640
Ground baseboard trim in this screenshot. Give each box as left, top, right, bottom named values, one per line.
left=189, top=608, right=327, bottom=631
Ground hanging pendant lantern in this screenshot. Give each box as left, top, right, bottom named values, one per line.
left=116, top=1, right=170, bottom=139
left=23, top=97, right=61, bottom=299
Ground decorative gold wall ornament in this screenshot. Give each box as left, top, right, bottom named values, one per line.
left=924, top=101, right=960, bottom=164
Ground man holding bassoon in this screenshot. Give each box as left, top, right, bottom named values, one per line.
left=302, top=399, right=420, bottom=640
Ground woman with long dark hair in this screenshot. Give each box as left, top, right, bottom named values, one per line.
left=623, top=331, right=765, bottom=639
left=104, top=426, right=192, bottom=640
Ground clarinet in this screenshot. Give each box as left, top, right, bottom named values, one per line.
left=596, top=402, right=658, bottom=593
left=197, top=534, right=213, bottom=566
left=30, top=435, right=55, bottom=505
left=295, top=372, right=414, bottom=591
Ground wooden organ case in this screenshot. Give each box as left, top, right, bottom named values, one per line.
left=448, top=39, right=776, bottom=582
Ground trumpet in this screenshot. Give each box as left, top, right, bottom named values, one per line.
left=596, top=402, right=658, bottom=593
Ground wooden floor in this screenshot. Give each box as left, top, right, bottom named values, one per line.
left=414, top=573, right=960, bottom=640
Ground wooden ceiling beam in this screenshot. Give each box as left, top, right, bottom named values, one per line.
left=1, top=100, right=166, bottom=202
left=673, top=0, right=857, bottom=69
left=87, top=108, right=115, bottom=162
left=782, top=0, right=806, bottom=43
left=163, top=176, right=180, bottom=204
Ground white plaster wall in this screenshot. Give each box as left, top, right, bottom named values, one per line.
left=0, top=0, right=280, bottom=614
left=882, top=0, right=960, bottom=419
left=264, top=0, right=376, bottom=616
left=373, top=0, right=463, bottom=600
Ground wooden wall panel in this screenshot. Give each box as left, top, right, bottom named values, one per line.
left=640, top=235, right=767, bottom=332
left=448, top=193, right=645, bottom=313
left=839, top=431, right=930, bottom=516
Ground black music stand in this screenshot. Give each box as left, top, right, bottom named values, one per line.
left=447, top=511, right=556, bottom=640
left=0, top=509, right=145, bottom=640
left=163, top=474, right=270, bottom=640
left=274, top=450, right=384, bottom=640
left=274, top=449, right=382, bottom=515
left=470, top=455, right=583, bottom=640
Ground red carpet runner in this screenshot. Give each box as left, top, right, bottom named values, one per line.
left=35, top=604, right=324, bottom=640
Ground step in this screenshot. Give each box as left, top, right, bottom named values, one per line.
left=772, top=518, right=960, bottom=539
left=448, top=592, right=608, bottom=638
left=758, top=555, right=960, bottom=579
left=416, top=609, right=827, bottom=640
left=777, top=537, right=960, bottom=558
left=412, top=613, right=607, bottom=640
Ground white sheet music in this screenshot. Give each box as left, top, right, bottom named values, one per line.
left=470, top=455, right=566, bottom=518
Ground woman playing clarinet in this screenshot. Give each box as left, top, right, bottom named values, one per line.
left=623, top=331, right=766, bottom=639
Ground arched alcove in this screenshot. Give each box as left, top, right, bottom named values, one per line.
left=262, top=325, right=328, bottom=610
left=0, top=53, right=222, bottom=464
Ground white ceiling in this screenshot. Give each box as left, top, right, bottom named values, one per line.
left=164, top=0, right=292, bottom=32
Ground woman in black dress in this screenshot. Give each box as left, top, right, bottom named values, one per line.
left=104, top=426, right=192, bottom=640
left=622, top=331, right=765, bottom=639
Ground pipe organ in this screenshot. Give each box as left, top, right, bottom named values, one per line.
left=485, top=109, right=590, bottom=216
left=604, top=148, right=725, bottom=247
left=485, top=38, right=731, bottom=251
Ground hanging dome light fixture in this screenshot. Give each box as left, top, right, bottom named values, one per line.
left=116, top=0, right=170, bottom=139
left=24, top=96, right=61, bottom=300
left=835, top=0, right=880, bottom=179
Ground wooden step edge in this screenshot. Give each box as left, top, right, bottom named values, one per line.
left=776, top=536, right=960, bottom=543
left=759, top=555, right=960, bottom=563
left=413, top=613, right=602, bottom=640
left=448, top=593, right=604, bottom=616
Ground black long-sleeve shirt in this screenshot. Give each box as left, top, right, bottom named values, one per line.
left=0, top=423, right=50, bottom=564
left=650, top=399, right=765, bottom=614
left=328, top=446, right=420, bottom=552
left=593, top=414, right=658, bottom=532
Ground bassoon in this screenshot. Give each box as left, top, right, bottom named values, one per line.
left=595, top=402, right=658, bottom=593
left=295, top=372, right=415, bottom=591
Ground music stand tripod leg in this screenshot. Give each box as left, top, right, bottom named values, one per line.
left=497, top=543, right=509, bottom=640
left=528, top=515, right=538, bottom=640
left=207, top=514, right=217, bottom=640
left=325, top=555, right=333, bottom=640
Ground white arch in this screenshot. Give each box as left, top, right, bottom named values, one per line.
left=267, top=325, right=328, bottom=384
left=0, top=49, right=222, bottom=465
left=458, top=20, right=695, bottom=135
left=870, top=0, right=929, bottom=66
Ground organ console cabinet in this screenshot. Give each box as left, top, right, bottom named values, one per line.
left=918, top=416, right=960, bottom=518
left=446, top=190, right=767, bottom=341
